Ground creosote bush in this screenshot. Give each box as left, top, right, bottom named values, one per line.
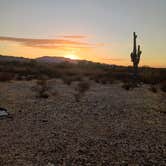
left=149, top=85, right=158, bottom=93
left=77, top=81, right=90, bottom=93
left=36, top=79, right=49, bottom=98
left=62, top=76, right=72, bottom=85
left=0, top=72, right=15, bottom=82
left=122, top=81, right=137, bottom=91
left=160, top=81, right=166, bottom=93
left=62, top=75, right=82, bottom=85
left=74, top=81, right=90, bottom=102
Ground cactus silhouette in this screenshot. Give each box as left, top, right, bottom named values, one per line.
left=130, top=32, right=142, bottom=78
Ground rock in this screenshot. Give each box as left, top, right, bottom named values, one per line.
left=0, top=107, right=9, bottom=118
left=47, top=162, right=55, bottom=166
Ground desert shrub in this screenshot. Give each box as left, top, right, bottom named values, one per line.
left=140, top=68, right=166, bottom=85
left=25, top=75, right=35, bottom=81
left=72, top=75, right=83, bottom=82
left=74, top=81, right=90, bottom=102
left=108, top=77, right=115, bottom=84
left=89, top=71, right=108, bottom=84
left=74, top=93, right=81, bottom=102
left=101, top=79, right=107, bottom=84
left=122, top=82, right=136, bottom=90
left=15, top=74, right=23, bottom=81
left=62, top=76, right=72, bottom=85
left=62, top=75, right=83, bottom=85
left=114, top=72, right=132, bottom=83
left=140, top=72, right=157, bottom=84
left=101, top=76, right=115, bottom=84
left=0, top=72, right=15, bottom=82
left=91, top=69, right=131, bottom=84
left=160, top=81, right=166, bottom=93
left=0, top=57, right=165, bottom=86
left=36, top=79, right=49, bottom=98
left=77, top=81, right=90, bottom=93
left=93, top=77, right=100, bottom=83
left=149, top=85, right=158, bottom=93
left=122, top=83, right=131, bottom=90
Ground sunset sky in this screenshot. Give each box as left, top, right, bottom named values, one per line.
left=0, top=0, right=166, bottom=67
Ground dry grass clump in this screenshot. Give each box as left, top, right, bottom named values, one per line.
left=36, top=79, right=49, bottom=98
left=77, top=81, right=90, bottom=93
left=90, top=71, right=116, bottom=84
left=0, top=72, right=14, bottom=82
left=160, top=81, right=166, bottom=93
left=122, top=83, right=132, bottom=90
left=139, top=68, right=165, bottom=85
left=149, top=85, right=158, bottom=93
left=62, top=75, right=82, bottom=85
left=74, top=81, right=90, bottom=102
left=121, top=81, right=137, bottom=91
left=140, top=73, right=157, bottom=85
left=62, top=76, right=72, bottom=85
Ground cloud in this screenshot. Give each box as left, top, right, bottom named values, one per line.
left=0, top=36, right=96, bottom=49
left=60, top=35, right=88, bottom=39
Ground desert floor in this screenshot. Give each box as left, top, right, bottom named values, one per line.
left=0, top=79, right=166, bottom=166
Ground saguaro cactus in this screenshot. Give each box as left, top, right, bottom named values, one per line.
left=130, top=32, right=142, bottom=78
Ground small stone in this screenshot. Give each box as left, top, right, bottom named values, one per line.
left=47, top=162, right=55, bottom=166
left=0, top=108, right=8, bottom=118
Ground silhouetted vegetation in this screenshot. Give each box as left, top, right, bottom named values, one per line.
left=0, top=59, right=165, bottom=87
left=130, top=32, right=142, bottom=78
left=0, top=72, right=15, bottom=82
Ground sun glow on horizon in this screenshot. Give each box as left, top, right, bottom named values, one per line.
left=64, top=54, right=80, bottom=60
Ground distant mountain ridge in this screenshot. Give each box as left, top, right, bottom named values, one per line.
left=0, top=55, right=30, bottom=62
left=36, top=56, right=78, bottom=63
left=0, top=54, right=117, bottom=67
left=0, top=55, right=78, bottom=63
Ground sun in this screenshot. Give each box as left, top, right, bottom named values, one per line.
left=65, top=54, right=79, bottom=60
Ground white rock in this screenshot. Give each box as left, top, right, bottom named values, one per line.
left=0, top=109, right=8, bottom=117
left=47, top=162, right=55, bottom=166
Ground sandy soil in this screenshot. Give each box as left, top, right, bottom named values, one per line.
left=0, top=79, right=166, bottom=166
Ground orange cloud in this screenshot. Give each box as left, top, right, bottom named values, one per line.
left=0, top=36, right=97, bottom=50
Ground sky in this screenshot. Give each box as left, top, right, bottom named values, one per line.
left=0, top=0, right=166, bottom=67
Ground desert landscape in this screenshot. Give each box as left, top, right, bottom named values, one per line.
left=0, top=57, right=166, bottom=165
left=0, top=0, right=166, bottom=165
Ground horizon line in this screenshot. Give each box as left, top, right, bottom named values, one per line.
left=0, top=54, right=165, bottom=69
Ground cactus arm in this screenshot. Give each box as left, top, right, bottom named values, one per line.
left=138, top=45, right=142, bottom=57
left=130, top=53, right=133, bottom=62
left=133, top=32, right=137, bottom=54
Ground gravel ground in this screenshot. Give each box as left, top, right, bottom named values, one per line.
left=0, top=79, right=166, bottom=166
